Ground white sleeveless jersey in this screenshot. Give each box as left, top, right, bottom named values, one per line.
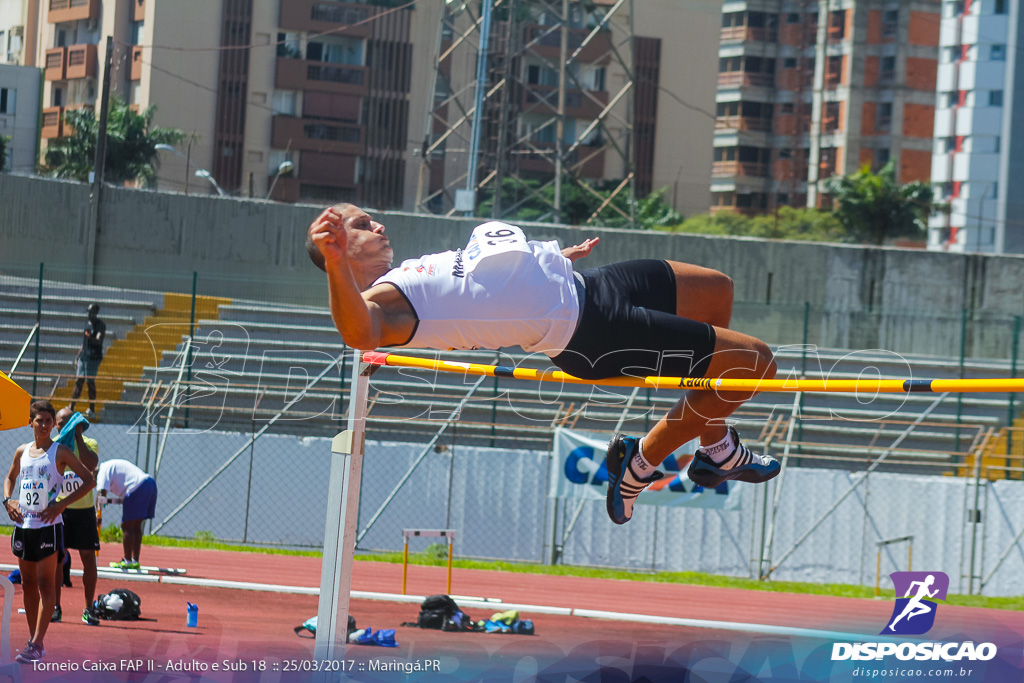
left=18, top=442, right=63, bottom=529
left=375, top=222, right=580, bottom=355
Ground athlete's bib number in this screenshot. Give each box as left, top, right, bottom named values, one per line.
left=465, top=223, right=530, bottom=275
left=19, top=477, right=49, bottom=512
left=61, top=471, right=83, bottom=498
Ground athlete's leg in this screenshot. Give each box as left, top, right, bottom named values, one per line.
left=641, top=327, right=776, bottom=463
left=666, top=262, right=734, bottom=329
left=78, top=548, right=98, bottom=607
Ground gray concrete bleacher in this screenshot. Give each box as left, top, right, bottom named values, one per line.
left=0, top=276, right=163, bottom=387
left=2, top=280, right=1016, bottom=475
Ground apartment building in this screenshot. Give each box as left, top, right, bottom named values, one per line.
left=929, top=0, right=1020, bottom=253
left=0, top=63, right=40, bottom=172
left=711, top=0, right=941, bottom=216
left=0, top=0, right=430, bottom=203
left=2, top=1, right=719, bottom=214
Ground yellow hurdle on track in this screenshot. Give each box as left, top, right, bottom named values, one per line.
left=363, top=351, right=1024, bottom=394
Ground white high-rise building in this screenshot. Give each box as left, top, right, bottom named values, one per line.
left=929, top=0, right=1019, bottom=253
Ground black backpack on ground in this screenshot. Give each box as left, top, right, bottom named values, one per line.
left=93, top=589, right=142, bottom=620
left=410, top=594, right=459, bottom=630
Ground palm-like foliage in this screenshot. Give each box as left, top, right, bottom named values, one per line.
left=823, top=162, right=947, bottom=245
left=42, top=97, right=186, bottom=187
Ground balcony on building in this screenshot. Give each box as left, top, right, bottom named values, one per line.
left=517, top=142, right=605, bottom=179
left=278, top=0, right=372, bottom=37
left=48, top=0, right=99, bottom=23
left=717, top=55, right=775, bottom=89
left=275, top=57, right=368, bottom=96
left=66, top=43, right=97, bottom=80
left=711, top=190, right=768, bottom=217
left=41, top=106, right=64, bottom=138
left=296, top=150, right=359, bottom=195
left=522, top=24, right=612, bottom=64
left=720, top=10, right=778, bottom=44
left=712, top=146, right=770, bottom=178
left=131, top=45, right=143, bottom=80
left=271, top=115, right=364, bottom=155
left=133, top=0, right=145, bottom=22
left=44, top=47, right=66, bottom=81
left=522, top=84, right=607, bottom=119
left=715, top=101, right=772, bottom=133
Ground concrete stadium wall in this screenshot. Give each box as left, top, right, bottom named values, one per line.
left=0, top=423, right=1020, bottom=597
left=3, top=175, right=1024, bottom=357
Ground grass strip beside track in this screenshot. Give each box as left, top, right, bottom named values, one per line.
left=1, top=528, right=1016, bottom=611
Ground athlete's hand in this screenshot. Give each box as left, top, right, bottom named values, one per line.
left=561, top=237, right=600, bottom=262
left=309, top=207, right=349, bottom=266
left=2, top=499, right=22, bottom=525
left=39, top=501, right=66, bottom=525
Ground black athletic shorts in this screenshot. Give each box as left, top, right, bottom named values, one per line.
left=11, top=524, right=64, bottom=563
left=62, top=507, right=100, bottom=551
left=551, top=260, right=717, bottom=380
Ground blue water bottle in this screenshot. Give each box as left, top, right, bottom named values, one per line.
left=186, top=602, right=198, bottom=628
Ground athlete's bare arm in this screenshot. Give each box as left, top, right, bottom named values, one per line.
left=561, top=237, right=599, bottom=262
left=308, top=206, right=416, bottom=350
left=39, top=445, right=95, bottom=524
left=3, top=445, right=24, bottom=525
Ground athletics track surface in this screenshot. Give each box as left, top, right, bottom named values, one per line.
left=4, top=545, right=1021, bottom=682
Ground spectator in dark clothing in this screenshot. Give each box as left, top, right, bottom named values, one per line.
left=70, top=304, right=105, bottom=420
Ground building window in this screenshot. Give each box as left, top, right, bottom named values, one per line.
left=943, top=45, right=961, bottom=62
left=989, top=90, right=1003, bottom=106
left=780, top=102, right=794, bottom=113
left=877, top=102, right=893, bottom=130
left=0, top=87, right=12, bottom=114
left=784, top=57, right=797, bottom=69
left=991, top=44, right=1006, bottom=61
left=787, top=13, right=800, bottom=23
left=995, top=0, right=1006, bottom=14
left=778, top=148, right=792, bottom=159
left=943, top=136, right=956, bottom=153
left=943, top=91, right=958, bottom=108
left=874, top=148, right=890, bottom=168
left=946, top=1, right=964, bottom=18
left=994, top=135, right=1000, bottom=153
left=882, top=9, right=899, bottom=36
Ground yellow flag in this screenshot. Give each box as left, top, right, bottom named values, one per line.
left=0, top=371, right=30, bottom=431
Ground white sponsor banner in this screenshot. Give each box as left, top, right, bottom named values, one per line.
left=549, top=428, right=743, bottom=510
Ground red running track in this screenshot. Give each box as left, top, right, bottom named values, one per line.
left=4, top=545, right=1021, bottom=682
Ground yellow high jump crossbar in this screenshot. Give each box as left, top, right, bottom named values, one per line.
left=363, top=351, right=1024, bottom=394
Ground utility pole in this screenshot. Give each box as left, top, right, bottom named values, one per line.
left=86, top=36, right=114, bottom=285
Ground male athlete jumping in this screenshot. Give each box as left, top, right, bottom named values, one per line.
left=307, top=204, right=780, bottom=525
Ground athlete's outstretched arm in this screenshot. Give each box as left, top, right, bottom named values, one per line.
left=308, top=208, right=385, bottom=350
left=561, top=237, right=600, bottom=262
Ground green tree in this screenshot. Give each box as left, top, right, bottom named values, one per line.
left=823, top=162, right=946, bottom=245
left=664, top=207, right=844, bottom=242
left=41, top=96, right=186, bottom=187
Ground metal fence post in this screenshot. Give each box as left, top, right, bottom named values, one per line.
left=185, top=272, right=197, bottom=428
left=1007, top=316, right=1020, bottom=476
left=955, top=308, right=967, bottom=454
left=32, top=263, right=43, bottom=396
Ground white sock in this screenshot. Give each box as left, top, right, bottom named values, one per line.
left=628, top=439, right=656, bottom=479
left=699, top=430, right=737, bottom=465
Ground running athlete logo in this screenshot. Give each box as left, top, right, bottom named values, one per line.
left=881, top=571, right=949, bottom=635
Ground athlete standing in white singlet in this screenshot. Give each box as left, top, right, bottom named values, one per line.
left=3, top=400, right=96, bottom=664
left=306, top=204, right=780, bottom=527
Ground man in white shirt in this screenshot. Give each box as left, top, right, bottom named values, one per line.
left=307, top=204, right=779, bottom=526
left=96, top=459, right=157, bottom=570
